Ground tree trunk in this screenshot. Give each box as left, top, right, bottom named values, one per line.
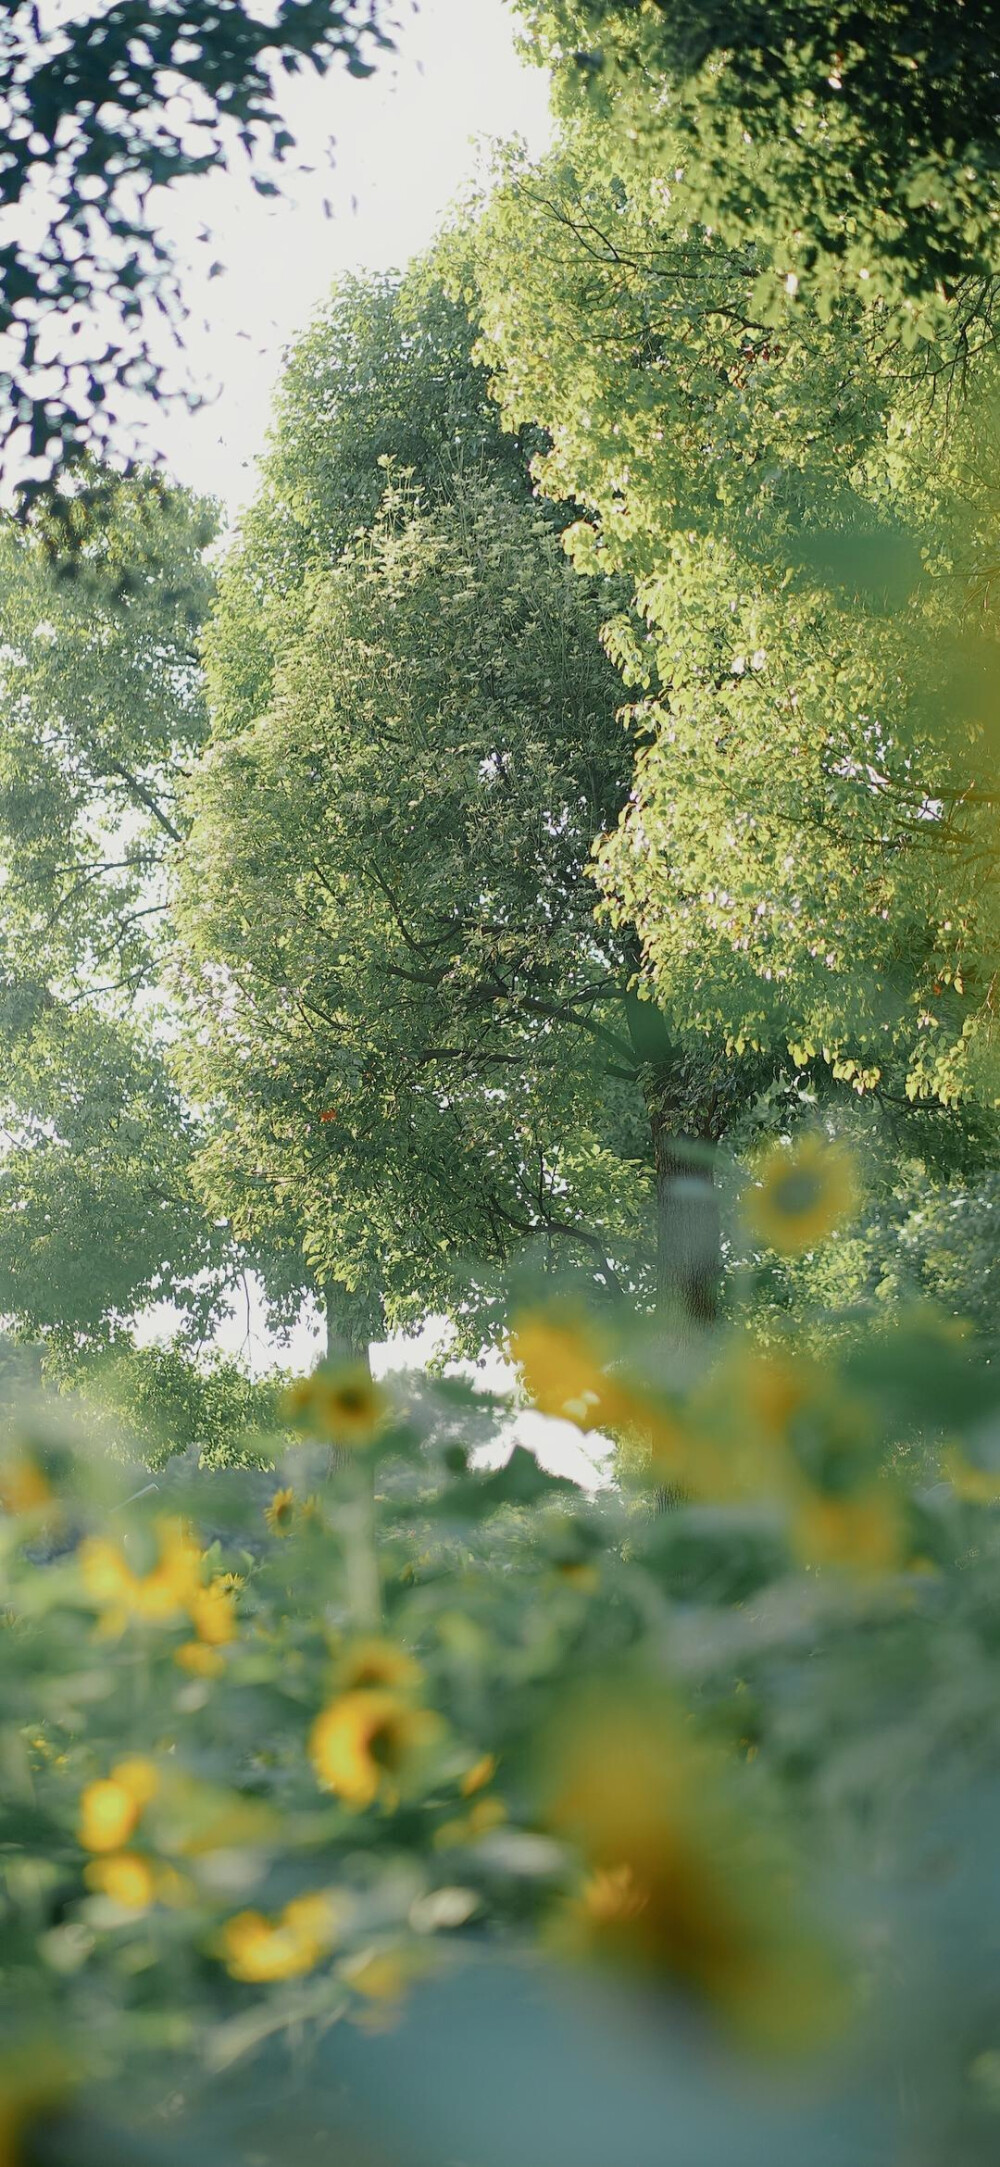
left=649, top=1106, right=720, bottom=1336
left=623, top=985, right=721, bottom=1339
left=646, top=1100, right=719, bottom=1512
left=323, top=1284, right=372, bottom=1373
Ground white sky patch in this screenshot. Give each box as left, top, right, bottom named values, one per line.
left=142, top=0, right=551, bottom=516
left=135, top=1284, right=611, bottom=1489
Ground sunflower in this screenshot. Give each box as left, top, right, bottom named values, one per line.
left=264, top=1485, right=296, bottom=1535
left=510, top=1310, right=697, bottom=1484
left=508, top=1313, right=614, bottom=1429
left=79, top=1516, right=204, bottom=1635
left=283, top=1363, right=388, bottom=1448
left=78, top=1758, right=158, bottom=1853
left=547, top=1697, right=845, bottom=2051
left=746, top=1135, right=858, bottom=1254
left=0, top=1451, right=54, bottom=1517
left=219, top=1892, right=341, bottom=1982
left=309, top=1689, right=444, bottom=1810
left=84, top=1851, right=157, bottom=1912
left=337, top=1637, right=424, bottom=1691
left=175, top=1640, right=225, bottom=1678
left=187, top=1575, right=237, bottom=1647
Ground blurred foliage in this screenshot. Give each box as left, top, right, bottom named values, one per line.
left=46, top=1338, right=287, bottom=1470
left=4, top=1186, right=1000, bottom=2161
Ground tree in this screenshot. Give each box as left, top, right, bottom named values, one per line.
left=178, top=470, right=659, bottom=1352
left=0, top=0, right=391, bottom=501
left=183, top=268, right=761, bottom=1350
left=204, top=271, right=545, bottom=751
left=463, top=135, right=1000, bottom=1125
left=517, top=0, right=1000, bottom=349
left=0, top=468, right=240, bottom=1345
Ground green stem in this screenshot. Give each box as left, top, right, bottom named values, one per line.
left=344, top=1456, right=381, bottom=1631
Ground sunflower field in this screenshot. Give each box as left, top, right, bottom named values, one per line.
left=5, top=1167, right=1000, bottom=2165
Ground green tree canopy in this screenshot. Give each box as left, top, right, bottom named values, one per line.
left=518, top=0, right=1000, bottom=346
left=0, top=470, right=239, bottom=1344
left=463, top=135, right=1000, bottom=1117
left=178, top=470, right=659, bottom=1351
left=204, top=270, right=545, bottom=751
left=186, top=267, right=782, bottom=1350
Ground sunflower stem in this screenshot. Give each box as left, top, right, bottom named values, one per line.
left=345, top=1458, right=381, bottom=1631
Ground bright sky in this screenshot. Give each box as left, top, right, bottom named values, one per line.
left=149, top=0, right=552, bottom=518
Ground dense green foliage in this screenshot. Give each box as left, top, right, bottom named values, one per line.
left=192, top=272, right=785, bottom=1347
left=466, top=146, right=1000, bottom=1117
left=0, top=475, right=234, bottom=1345
left=519, top=1, right=1000, bottom=341
left=180, top=465, right=652, bottom=1346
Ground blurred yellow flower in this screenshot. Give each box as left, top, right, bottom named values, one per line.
left=510, top=1313, right=613, bottom=1428
left=0, top=2050, right=72, bottom=2167
left=175, top=1640, right=225, bottom=1678
left=434, top=1796, right=507, bottom=1850
left=510, top=1311, right=696, bottom=1484
left=264, top=1486, right=296, bottom=1535
left=460, top=1753, right=497, bottom=1797
left=219, top=1892, right=341, bottom=1982
left=283, top=1364, right=387, bottom=1448
left=79, top=1516, right=203, bottom=1634
left=681, top=1344, right=817, bottom=1505
left=84, top=1851, right=156, bottom=1911
left=743, top=1352, right=810, bottom=1432
left=343, top=1948, right=408, bottom=2002
left=188, top=1575, right=237, bottom=1647
left=0, top=1452, right=54, bottom=1517
left=944, top=1445, right=1000, bottom=1503
left=792, top=1489, right=903, bottom=1574
left=310, top=1689, right=444, bottom=1810
left=338, top=1637, right=424, bottom=1691
left=113, top=1757, right=159, bottom=1808
left=78, top=1758, right=157, bottom=1853
left=80, top=1518, right=241, bottom=1657
left=547, top=1697, right=844, bottom=2051
left=746, top=1136, right=858, bottom=1254
left=581, top=1861, right=650, bottom=1927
